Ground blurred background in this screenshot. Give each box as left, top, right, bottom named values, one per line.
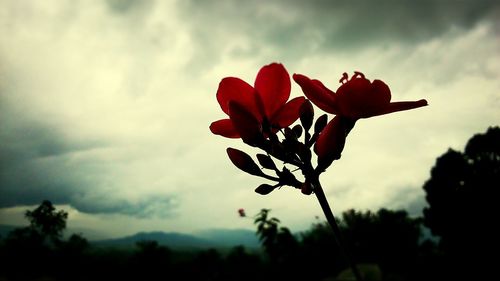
left=0, top=0, right=499, bottom=267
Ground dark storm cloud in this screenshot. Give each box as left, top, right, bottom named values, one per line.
left=0, top=102, right=175, bottom=218
left=0, top=121, right=94, bottom=207
left=179, top=0, right=499, bottom=68
left=105, top=0, right=155, bottom=16
left=74, top=195, right=177, bottom=218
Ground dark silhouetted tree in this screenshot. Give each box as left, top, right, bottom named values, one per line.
left=299, top=208, right=423, bottom=280
left=224, top=245, right=263, bottom=281
left=0, top=201, right=70, bottom=280
left=254, top=208, right=301, bottom=279
left=25, top=199, right=68, bottom=242
left=254, top=208, right=280, bottom=254
left=300, top=217, right=344, bottom=280
left=254, top=209, right=299, bottom=261
left=341, top=209, right=422, bottom=280
left=423, top=126, right=499, bottom=279
left=62, top=233, right=89, bottom=254
left=130, top=240, right=171, bottom=280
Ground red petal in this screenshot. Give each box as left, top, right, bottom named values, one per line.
left=270, top=97, right=306, bottom=128
left=254, top=63, right=291, bottom=118
left=216, top=77, right=261, bottom=119
left=228, top=101, right=262, bottom=145
left=315, top=116, right=347, bottom=169
left=365, top=99, right=428, bottom=118
left=209, top=119, right=240, bottom=138
left=336, top=77, right=373, bottom=118
left=293, top=74, right=338, bottom=114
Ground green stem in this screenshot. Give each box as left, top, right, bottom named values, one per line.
left=313, top=179, right=363, bottom=281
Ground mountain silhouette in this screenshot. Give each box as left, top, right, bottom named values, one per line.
left=91, top=229, right=259, bottom=250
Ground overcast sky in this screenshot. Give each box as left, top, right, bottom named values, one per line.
left=1, top=0, right=499, bottom=239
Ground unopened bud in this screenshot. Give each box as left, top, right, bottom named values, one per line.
left=256, top=154, right=277, bottom=170
left=300, top=100, right=314, bottom=131
left=314, top=114, right=328, bottom=134
left=226, top=148, right=264, bottom=176
left=255, top=184, right=276, bottom=195
left=301, top=182, right=313, bottom=195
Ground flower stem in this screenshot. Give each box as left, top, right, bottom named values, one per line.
left=313, top=180, right=363, bottom=281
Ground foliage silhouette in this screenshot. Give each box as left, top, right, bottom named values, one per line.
left=1, top=200, right=70, bottom=280
left=341, top=209, right=422, bottom=280
left=254, top=209, right=302, bottom=279
left=423, top=126, right=499, bottom=279
left=0, top=205, right=443, bottom=281
left=298, top=208, right=425, bottom=280
left=25, top=199, right=68, bottom=242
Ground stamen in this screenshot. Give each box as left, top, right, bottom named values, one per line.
left=352, top=71, right=365, bottom=79
left=339, top=72, right=348, bottom=84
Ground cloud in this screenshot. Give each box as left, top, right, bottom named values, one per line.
left=0, top=0, right=498, bottom=233
left=0, top=112, right=178, bottom=218
left=72, top=194, right=177, bottom=218
left=178, top=0, right=500, bottom=71
left=0, top=89, right=178, bottom=218
left=0, top=0, right=225, bottom=220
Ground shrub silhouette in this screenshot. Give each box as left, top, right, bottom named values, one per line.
left=423, top=126, right=499, bottom=279
left=26, top=199, right=68, bottom=243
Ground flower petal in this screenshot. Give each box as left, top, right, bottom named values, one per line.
left=216, top=77, right=261, bottom=119
left=228, top=101, right=263, bottom=146
left=255, top=63, right=291, bottom=118
left=270, top=97, right=306, bottom=128
left=209, top=119, right=240, bottom=138
left=336, top=76, right=373, bottom=118
left=364, top=99, right=428, bottom=118
left=315, top=116, right=355, bottom=170
left=293, top=74, right=338, bottom=114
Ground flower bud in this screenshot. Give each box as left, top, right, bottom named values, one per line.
left=226, top=148, right=264, bottom=176
left=255, top=184, right=276, bottom=195
left=238, top=208, right=246, bottom=217
left=257, top=154, right=277, bottom=170
left=292, top=125, right=303, bottom=138
left=301, top=182, right=313, bottom=195
left=314, top=114, right=328, bottom=134
left=315, top=116, right=356, bottom=171
left=299, top=100, right=314, bottom=131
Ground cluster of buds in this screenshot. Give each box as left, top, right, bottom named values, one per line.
left=225, top=99, right=353, bottom=195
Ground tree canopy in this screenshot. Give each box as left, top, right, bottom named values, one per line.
left=422, top=126, right=499, bottom=279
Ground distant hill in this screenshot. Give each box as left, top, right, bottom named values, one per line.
left=1, top=224, right=261, bottom=250
left=197, top=228, right=259, bottom=248
left=0, top=224, right=18, bottom=238
left=93, top=229, right=260, bottom=250
left=93, top=231, right=217, bottom=250
left=0, top=224, right=110, bottom=241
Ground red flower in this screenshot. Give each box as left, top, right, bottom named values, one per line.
left=238, top=208, right=246, bottom=217
left=210, top=63, right=305, bottom=143
left=293, top=72, right=428, bottom=168
left=293, top=71, right=427, bottom=119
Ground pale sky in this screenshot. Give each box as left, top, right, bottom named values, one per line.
left=1, top=0, right=499, bottom=239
